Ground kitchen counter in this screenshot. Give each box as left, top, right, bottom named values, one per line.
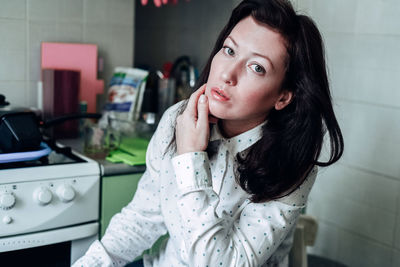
left=59, top=138, right=146, bottom=176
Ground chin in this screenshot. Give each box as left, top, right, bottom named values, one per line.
left=209, top=103, right=228, bottom=120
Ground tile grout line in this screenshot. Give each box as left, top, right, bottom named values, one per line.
left=25, top=0, right=30, bottom=107
left=310, top=183, right=397, bottom=221
left=318, top=218, right=398, bottom=251
left=82, top=0, right=86, bottom=43
left=336, top=97, right=400, bottom=111
left=338, top=162, right=400, bottom=183
left=324, top=30, right=400, bottom=39
left=310, top=188, right=396, bottom=217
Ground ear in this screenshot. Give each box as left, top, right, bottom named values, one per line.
left=274, top=90, right=293, bottom=110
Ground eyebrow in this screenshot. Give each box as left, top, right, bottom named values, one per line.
left=226, top=36, right=275, bottom=71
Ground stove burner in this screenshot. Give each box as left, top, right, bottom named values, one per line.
left=0, top=139, right=85, bottom=170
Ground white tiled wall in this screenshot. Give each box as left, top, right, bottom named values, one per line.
left=0, top=0, right=135, bottom=109
left=292, top=0, right=400, bottom=266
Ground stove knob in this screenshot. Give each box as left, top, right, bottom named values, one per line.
left=0, top=192, right=16, bottom=210
left=33, top=187, right=53, bottom=205
left=3, top=215, right=12, bottom=224
left=57, top=185, right=76, bottom=202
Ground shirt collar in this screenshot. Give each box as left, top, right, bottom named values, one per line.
left=209, top=121, right=266, bottom=154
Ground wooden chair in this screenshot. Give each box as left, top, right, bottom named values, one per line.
left=289, top=214, right=318, bottom=267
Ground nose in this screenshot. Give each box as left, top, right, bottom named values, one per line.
left=221, top=63, right=238, bottom=86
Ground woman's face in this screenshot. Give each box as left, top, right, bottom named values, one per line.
left=205, top=16, right=292, bottom=136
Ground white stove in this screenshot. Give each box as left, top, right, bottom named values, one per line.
left=0, top=142, right=101, bottom=266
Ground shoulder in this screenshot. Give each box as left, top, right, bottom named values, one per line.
left=158, top=101, right=186, bottom=128
left=149, top=101, right=186, bottom=155
left=155, top=101, right=185, bottom=137
left=277, top=165, right=318, bottom=207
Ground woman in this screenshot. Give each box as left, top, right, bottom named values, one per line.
left=73, top=0, right=343, bottom=266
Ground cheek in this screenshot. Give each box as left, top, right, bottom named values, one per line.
left=205, top=85, right=212, bottom=99
left=240, top=84, right=270, bottom=103
left=208, top=56, right=219, bottom=74
left=240, top=86, right=277, bottom=111
left=208, top=54, right=225, bottom=77
left=245, top=90, right=263, bottom=99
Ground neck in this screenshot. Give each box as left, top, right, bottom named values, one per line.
left=219, top=119, right=265, bottom=138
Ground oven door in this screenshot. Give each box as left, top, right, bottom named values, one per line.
left=0, top=222, right=98, bottom=266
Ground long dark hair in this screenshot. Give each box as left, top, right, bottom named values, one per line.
left=172, top=0, right=344, bottom=203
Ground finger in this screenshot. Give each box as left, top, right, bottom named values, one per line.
left=175, top=114, right=183, bottom=126
left=197, top=94, right=209, bottom=128
left=185, top=84, right=207, bottom=117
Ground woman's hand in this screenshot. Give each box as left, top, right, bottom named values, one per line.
left=176, top=84, right=215, bottom=155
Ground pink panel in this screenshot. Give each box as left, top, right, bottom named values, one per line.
left=41, top=42, right=104, bottom=113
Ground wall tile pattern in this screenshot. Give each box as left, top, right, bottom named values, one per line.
left=0, top=0, right=134, bottom=110
left=292, top=0, right=400, bottom=266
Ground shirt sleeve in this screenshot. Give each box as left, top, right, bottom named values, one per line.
left=72, top=105, right=179, bottom=267
left=171, top=152, right=317, bottom=267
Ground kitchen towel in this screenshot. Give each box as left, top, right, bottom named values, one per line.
left=106, top=137, right=149, bottom=165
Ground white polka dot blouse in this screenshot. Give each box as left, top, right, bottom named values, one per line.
left=73, top=101, right=317, bottom=267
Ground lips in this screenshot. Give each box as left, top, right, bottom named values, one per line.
left=210, top=86, right=230, bottom=101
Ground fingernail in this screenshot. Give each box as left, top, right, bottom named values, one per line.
left=199, top=94, right=206, bottom=103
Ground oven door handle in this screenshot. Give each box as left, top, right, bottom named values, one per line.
left=0, top=222, right=98, bottom=253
